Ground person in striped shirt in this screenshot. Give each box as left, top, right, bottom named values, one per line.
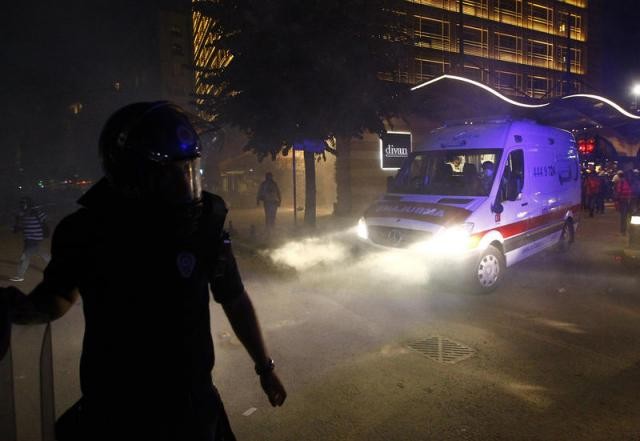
left=10, top=197, right=51, bottom=282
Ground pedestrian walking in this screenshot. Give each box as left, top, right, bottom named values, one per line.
left=10, top=197, right=51, bottom=282
left=615, top=170, right=633, bottom=235
left=584, top=170, right=601, bottom=217
left=256, top=172, right=281, bottom=232
left=0, top=102, right=286, bottom=441
left=580, top=168, right=589, bottom=210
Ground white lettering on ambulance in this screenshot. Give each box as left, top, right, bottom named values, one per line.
left=375, top=204, right=445, bottom=217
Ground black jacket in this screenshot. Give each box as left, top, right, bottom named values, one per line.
left=45, top=179, right=244, bottom=411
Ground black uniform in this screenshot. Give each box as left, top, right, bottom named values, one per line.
left=51, top=178, right=242, bottom=441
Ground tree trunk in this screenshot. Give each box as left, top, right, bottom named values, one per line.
left=303, top=150, right=317, bottom=228
left=334, top=136, right=352, bottom=216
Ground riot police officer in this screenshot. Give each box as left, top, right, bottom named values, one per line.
left=0, top=101, right=286, bottom=440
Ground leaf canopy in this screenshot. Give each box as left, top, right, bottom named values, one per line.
left=195, top=0, right=411, bottom=159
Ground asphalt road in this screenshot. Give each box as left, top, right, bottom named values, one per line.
left=2, top=207, right=639, bottom=441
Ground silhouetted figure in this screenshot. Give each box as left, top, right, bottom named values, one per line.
left=0, top=102, right=286, bottom=441
left=10, top=196, right=50, bottom=282
left=584, top=170, right=601, bottom=217
left=256, top=172, right=281, bottom=233
left=615, top=170, right=633, bottom=235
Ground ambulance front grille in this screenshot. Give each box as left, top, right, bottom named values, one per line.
left=368, top=226, right=433, bottom=248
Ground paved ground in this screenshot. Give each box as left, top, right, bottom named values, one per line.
left=1, top=205, right=639, bottom=440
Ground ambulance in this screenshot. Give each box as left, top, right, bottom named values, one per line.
left=357, top=119, right=581, bottom=293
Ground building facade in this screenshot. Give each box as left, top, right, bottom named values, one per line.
left=192, top=3, right=234, bottom=121
left=403, top=0, right=593, bottom=98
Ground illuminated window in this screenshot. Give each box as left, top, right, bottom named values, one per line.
left=406, top=0, right=489, bottom=18
left=494, top=71, right=522, bottom=95
left=495, top=32, right=522, bottom=63
left=557, top=46, right=583, bottom=73
left=406, top=0, right=446, bottom=7
left=559, top=12, right=583, bottom=40
left=463, top=25, right=488, bottom=57
left=495, top=0, right=522, bottom=26
left=415, top=58, right=449, bottom=82
left=528, top=3, right=553, bottom=33
left=463, top=65, right=486, bottom=82
left=527, top=75, right=550, bottom=99
left=557, top=0, right=586, bottom=8
left=415, top=16, right=450, bottom=51
left=527, top=39, right=553, bottom=68
left=462, top=0, right=489, bottom=18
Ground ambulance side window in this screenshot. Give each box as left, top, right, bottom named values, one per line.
left=561, top=147, right=579, bottom=183
left=500, top=150, right=524, bottom=202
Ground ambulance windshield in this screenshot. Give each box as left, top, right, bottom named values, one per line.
left=390, top=149, right=502, bottom=196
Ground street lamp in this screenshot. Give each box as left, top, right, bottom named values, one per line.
left=632, top=84, right=640, bottom=111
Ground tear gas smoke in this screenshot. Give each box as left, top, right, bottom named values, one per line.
left=266, top=228, right=435, bottom=287
left=267, top=236, right=350, bottom=271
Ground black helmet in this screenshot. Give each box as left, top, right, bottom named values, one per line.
left=99, top=101, right=202, bottom=206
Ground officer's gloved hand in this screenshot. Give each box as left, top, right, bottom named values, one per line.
left=260, top=370, right=287, bottom=407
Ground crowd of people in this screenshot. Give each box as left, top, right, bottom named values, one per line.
left=581, top=161, right=640, bottom=235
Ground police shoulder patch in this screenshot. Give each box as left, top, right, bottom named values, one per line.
left=176, top=251, right=197, bottom=278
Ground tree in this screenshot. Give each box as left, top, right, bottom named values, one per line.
left=194, top=0, right=411, bottom=226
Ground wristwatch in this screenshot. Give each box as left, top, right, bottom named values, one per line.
left=255, top=358, right=275, bottom=376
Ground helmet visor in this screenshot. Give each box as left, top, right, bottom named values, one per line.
left=146, top=157, right=202, bottom=205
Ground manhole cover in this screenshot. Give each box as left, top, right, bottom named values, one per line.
left=407, top=336, right=475, bottom=364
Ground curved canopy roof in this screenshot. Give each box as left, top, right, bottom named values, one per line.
left=410, top=75, right=640, bottom=139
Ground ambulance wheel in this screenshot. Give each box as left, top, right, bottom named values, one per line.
left=469, top=245, right=504, bottom=294
left=556, top=219, right=575, bottom=253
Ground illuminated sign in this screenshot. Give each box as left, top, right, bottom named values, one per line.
left=577, top=138, right=596, bottom=155
left=380, top=132, right=411, bottom=170
left=293, top=139, right=326, bottom=153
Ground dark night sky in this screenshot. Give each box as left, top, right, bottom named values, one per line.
left=598, top=0, right=640, bottom=101
left=3, top=1, right=638, bottom=104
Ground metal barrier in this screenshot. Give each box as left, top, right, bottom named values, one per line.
left=0, top=323, right=55, bottom=441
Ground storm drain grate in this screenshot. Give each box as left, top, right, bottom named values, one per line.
left=407, top=336, right=475, bottom=364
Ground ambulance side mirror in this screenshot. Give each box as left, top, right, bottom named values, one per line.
left=491, top=201, right=504, bottom=214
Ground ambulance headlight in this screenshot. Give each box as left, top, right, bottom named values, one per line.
left=631, top=215, right=640, bottom=226
left=357, top=217, right=369, bottom=240
left=410, top=223, right=476, bottom=256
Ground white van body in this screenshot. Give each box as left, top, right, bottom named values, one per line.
left=358, top=119, right=581, bottom=292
